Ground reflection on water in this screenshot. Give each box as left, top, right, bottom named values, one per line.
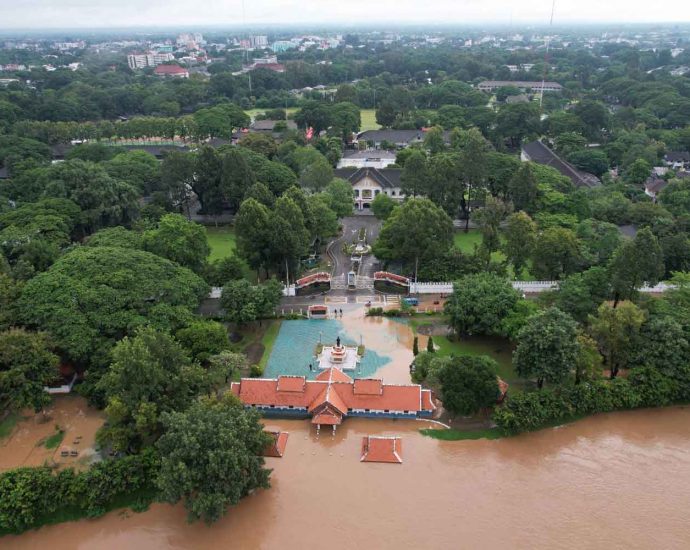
left=7, top=407, right=690, bottom=550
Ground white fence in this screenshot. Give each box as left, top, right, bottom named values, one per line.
left=407, top=281, right=672, bottom=295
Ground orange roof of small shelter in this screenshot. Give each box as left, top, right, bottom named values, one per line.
left=361, top=436, right=403, bottom=464
left=312, top=410, right=343, bottom=425
left=263, top=431, right=289, bottom=457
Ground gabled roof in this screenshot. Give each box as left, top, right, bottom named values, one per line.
left=521, top=140, right=601, bottom=188
left=360, top=436, right=403, bottom=464
left=251, top=119, right=297, bottom=131
left=312, top=410, right=342, bottom=425
left=665, top=151, right=690, bottom=162
left=333, top=167, right=402, bottom=189
left=263, top=431, right=289, bottom=457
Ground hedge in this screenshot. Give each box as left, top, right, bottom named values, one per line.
left=493, top=367, right=682, bottom=435
left=0, top=449, right=160, bottom=534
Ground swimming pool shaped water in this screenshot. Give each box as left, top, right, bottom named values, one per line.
left=263, top=319, right=391, bottom=380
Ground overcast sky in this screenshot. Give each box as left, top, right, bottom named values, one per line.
left=1, top=0, right=689, bottom=29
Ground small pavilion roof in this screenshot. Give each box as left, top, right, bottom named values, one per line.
left=262, top=431, right=289, bottom=457
left=360, top=436, right=403, bottom=464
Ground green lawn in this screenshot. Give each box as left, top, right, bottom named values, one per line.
left=453, top=230, right=536, bottom=280
left=453, top=230, right=483, bottom=254
left=44, top=429, right=65, bottom=449
left=360, top=109, right=380, bottom=131
left=420, top=427, right=503, bottom=441
left=206, top=226, right=237, bottom=261
left=245, top=107, right=299, bottom=121
left=0, top=412, right=20, bottom=440
left=245, top=107, right=380, bottom=132
left=258, top=320, right=281, bottom=370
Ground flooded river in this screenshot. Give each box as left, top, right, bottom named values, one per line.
left=6, top=406, right=690, bottom=549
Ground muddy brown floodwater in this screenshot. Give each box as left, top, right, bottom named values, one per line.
left=6, top=406, right=690, bottom=549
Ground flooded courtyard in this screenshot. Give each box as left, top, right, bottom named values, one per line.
left=0, top=395, right=105, bottom=472
left=264, top=310, right=418, bottom=384
left=5, top=406, right=690, bottom=549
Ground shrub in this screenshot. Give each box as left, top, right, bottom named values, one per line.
left=492, top=373, right=676, bottom=435
left=250, top=364, right=264, bottom=377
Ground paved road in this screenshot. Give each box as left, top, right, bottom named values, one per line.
left=327, top=215, right=383, bottom=279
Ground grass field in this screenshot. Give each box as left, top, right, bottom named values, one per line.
left=453, top=230, right=536, bottom=280
left=420, top=427, right=503, bottom=441
left=0, top=412, right=20, bottom=440
left=258, top=320, right=282, bottom=370
left=453, top=230, right=483, bottom=254
left=206, top=226, right=237, bottom=261
left=244, top=107, right=299, bottom=121
left=245, top=107, right=380, bottom=132
left=360, top=109, right=380, bottom=131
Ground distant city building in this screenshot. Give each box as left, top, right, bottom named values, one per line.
left=478, top=80, right=563, bottom=93
left=234, top=55, right=285, bottom=75
left=250, top=35, right=268, bottom=49
left=272, top=40, right=297, bottom=53
left=52, top=41, right=85, bottom=51
left=127, top=52, right=175, bottom=70
left=153, top=64, right=189, bottom=78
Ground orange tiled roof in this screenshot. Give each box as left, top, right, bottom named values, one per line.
left=312, top=410, right=343, bottom=425
left=361, top=436, right=403, bottom=463
left=353, top=378, right=383, bottom=395
left=276, top=376, right=306, bottom=393
left=263, top=431, right=289, bottom=457
left=233, top=374, right=431, bottom=416
left=421, top=389, right=435, bottom=411
left=315, top=368, right=352, bottom=383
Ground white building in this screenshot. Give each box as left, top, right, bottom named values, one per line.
left=251, top=35, right=268, bottom=49
left=127, top=52, right=175, bottom=70
left=337, top=150, right=397, bottom=170
left=333, top=167, right=404, bottom=210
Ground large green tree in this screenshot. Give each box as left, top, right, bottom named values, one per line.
left=589, top=301, right=645, bottom=379
left=96, top=328, right=210, bottom=452
left=438, top=356, right=500, bottom=416
left=609, top=227, right=665, bottom=305
left=445, top=273, right=521, bottom=337
left=19, top=247, right=208, bottom=366
left=532, top=227, right=583, bottom=280
left=143, top=214, right=210, bottom=273
left=157, top=395, right=272, bottom=524
left=374, top=198, right=453, bottom=277
left=0, top=329, right=58, bottom=413
left=503, top=211, right=537, bottom=276
left=514, top=307, right=581, bottom=389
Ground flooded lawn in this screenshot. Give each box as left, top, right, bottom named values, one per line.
left=264, top=312, right=416, bottom=384
left=6, top=407, right=690, bottom=549
left=0, top=395, right=105, bottom=472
